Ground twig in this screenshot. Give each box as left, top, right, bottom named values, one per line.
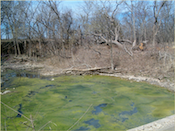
left=1, top=101, right=32, bottom=122
left=30, top=115, right=35, bottom=131
left=110, top=97, right=115, bottom=101
left=3, top=104, right=18, bottom=131
left=123, top=43, right=133, bottom=56
left=4, top=105, right=7, bottom=131
left=38, top=121, right=52, bottom=131
left=67, top=104, right=93, bottom=131
left=33, top=103, right=43, bottom=120
left=22, top=121, right=32, bottom=128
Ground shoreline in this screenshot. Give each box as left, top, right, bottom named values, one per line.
left=99, top=73, right=175, bottom=93
left=2, top=62, right=174, bottom=93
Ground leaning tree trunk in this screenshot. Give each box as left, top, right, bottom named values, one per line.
left=16, top=39, right=21, bottom=56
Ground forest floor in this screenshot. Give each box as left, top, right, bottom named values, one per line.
left=1, top=44, right=174, bottom=92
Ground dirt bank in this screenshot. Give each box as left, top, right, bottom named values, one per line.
left=1, top=44, right=174, bottom=92
left=1, top=59, right=174, bottom=93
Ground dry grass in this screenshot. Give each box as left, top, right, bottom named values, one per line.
left=39, top=43, right=174, bottom=81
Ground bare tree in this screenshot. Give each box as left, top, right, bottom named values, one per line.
left=91, top=1, right=134, bottom=52
left=89, top=0, right=136, bottom=70
left=42, top=1, right=72, bottom=57
left=134, top=1, right=150, bottom=44
left=152, top=0, right=166, bottom=47
left=124, top=1, right=137, bottom=48
left=21, top=1, right=41, bottom=58
left=156, top=1, right=174, bottom=45
left=1, top=0, right=173, bottom=64
left=2, top=1, right=23, bottom=56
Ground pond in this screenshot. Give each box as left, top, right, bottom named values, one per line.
left=1, top=69, right=174, bottom=131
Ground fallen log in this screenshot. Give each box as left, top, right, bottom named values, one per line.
left=65, top=67, right=111, bottom=72
left=64, top=66, right=121, bottom=75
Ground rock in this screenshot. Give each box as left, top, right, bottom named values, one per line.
left=158, top=75, right=164, bottom=80
left=1, top=90, right=11, bottom=95
left=66, top=71, right=72, bottom=74
left=136, top=80, right=140, bottom=82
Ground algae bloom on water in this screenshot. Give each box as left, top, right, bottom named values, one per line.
left=1, top=70, right=174, bottom=130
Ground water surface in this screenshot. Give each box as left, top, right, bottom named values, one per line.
left=1, top=69, right=174, bottom=130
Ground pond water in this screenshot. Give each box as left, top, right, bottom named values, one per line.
left=1, top=69, right=174, bottom=131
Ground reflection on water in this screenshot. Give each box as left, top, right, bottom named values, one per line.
left=1, top=69, right=54, bottom=80
left=40, top=85, right=55, bottom=89
left=26, top=91, right=39, bottom=98
left=84, top=118, right=101, bottom=128
left=1, top=69, right=53, bottom=89
left=16, top=104, right=23, bottom=117
left=75, top=126, right=90, bottom=131
left=119, top=102, right=138, bottom=122
left=92, top=91, right=97, bottom=94
left=92, top=103, right=107, bottom=115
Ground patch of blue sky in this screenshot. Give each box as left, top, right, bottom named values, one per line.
left=61, top=0, right=83, bottom=9
left=61, top=0, right=84, bottom=17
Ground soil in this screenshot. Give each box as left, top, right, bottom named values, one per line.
left=1, top=44, right=174, bottom=92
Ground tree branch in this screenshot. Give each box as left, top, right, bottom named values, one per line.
left=157, top=1, right=166, bottom=18
left=119, top=39, right=132, bottom=44
left=92, top=33, right=108, bottom=43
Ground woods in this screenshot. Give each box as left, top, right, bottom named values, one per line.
left=1, top=0, right=174, bottom=70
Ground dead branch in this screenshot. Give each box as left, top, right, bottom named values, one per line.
left=123, top=43, right=133, bottom=56
left=1, top=101, right=32, bottom=122
left=67, top=104, right=93, bottom=131
left=92, top=33, right=107, bottom=43
left=92, top=33, right=133, bottom=56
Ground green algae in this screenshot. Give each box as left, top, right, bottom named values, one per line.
left=1, top=71, right=174, bottom=131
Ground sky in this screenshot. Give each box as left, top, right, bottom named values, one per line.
left=61, top=0, right=84, bottom=8
left=60, top=0, right=128, bottom=19
left=60, top=0, right=84, bottom=12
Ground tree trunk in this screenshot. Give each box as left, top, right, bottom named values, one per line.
left=13, top=39, right=17, bottom=56
left=16, top=39, right=21, bottom=56
left=110, top=42, right=114, bottom=70
left=39, top=39, right=42, bottom=57
left=131, top=1, right=136, bottom=47
left=28, top=25, right=32, bottom=58
left=24, top=40, right=27, bottom=56
left=29, top=40, right=31, bottom=58
left=71, top=46, right=75, bottom=66
left=132, top=19, right=136, bottom=47
left=152, top=23, right=157, bottom=48
left=144, top=25, right=147, bottom=41
left=51, top=41, right=56, bottom=55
